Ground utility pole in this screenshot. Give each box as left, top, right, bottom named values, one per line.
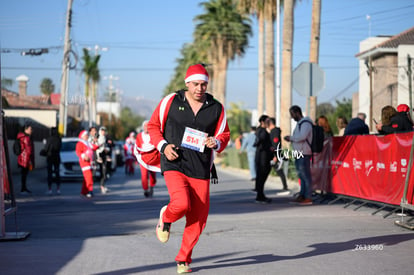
left=58, top=0, right=73, bottom=137
left=400, top=54, right=414, bottom=214
left=368, top=56, right=374, bottom=131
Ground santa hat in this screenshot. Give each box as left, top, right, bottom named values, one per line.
left=79, top=130, right=88, bottom=139
left=397, top=104, right=410, bottom=113
left=184, top=64, right=209, bottom=83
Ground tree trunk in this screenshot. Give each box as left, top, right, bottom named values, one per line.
left=215, top=58, right=228, bottom=106
left=264, top=13, right=275, bottom=117
left=310, top=0, right=321, bottom=64
left=84, top=79, right=90, bottom=126
left=257, top=13, right=265, bottom=116
left=308, top=0, right=321, bottom=122
left=281, top=0, right=294, bottom=147
left=92, top=81, right=98, bottom=125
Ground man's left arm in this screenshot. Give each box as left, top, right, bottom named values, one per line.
left=290, top=121, right=312, bottom=143
left=212, top=106, right=230, bottom=153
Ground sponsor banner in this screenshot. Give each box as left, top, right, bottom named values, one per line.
left=330, top=133, right=414, bottom=205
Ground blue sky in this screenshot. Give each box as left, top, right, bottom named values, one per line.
left=1, top=0, right=414, bottom=112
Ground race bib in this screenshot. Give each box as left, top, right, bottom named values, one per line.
left=181, top=127, right=208, bottom=152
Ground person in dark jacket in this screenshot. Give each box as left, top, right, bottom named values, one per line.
left=376, top=104, right=413, bottom=134
left=254, top=114, right=273, bottom=204
left=266, top=117, right=289, bottom=192
left=44, top=127, right=62, bottom=195
left=147, top=64, right=230, bottom=273
left=344, top=113, right=369, bottom=135
left=17, top=124, right=34, bottom=194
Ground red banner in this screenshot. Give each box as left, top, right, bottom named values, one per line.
left=329, top=133, right=414, bottom=205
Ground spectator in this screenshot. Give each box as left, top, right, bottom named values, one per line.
left=254, top=114, right=273, bottom=204
left=397, top=103, right=414, bottom=129
left=266, top=117, right=289, bottom=193
left=284, top=105, right=313, bottom=205
left=398, top=104, right=414, bottom=127
left=317, top=115, right=333, bottom=138
left=76, top=130, right=98, bottom=198
left=124, top=132, right=136, bottom=175
left=375, top=104, right=413, bottom=134
left=344, top=112, right=369, bottom=135
left=234, top=132, right=243, bottom=150
left=43, top=127, right=62, bottom=195
left=336, top=116, right=348, bottom=136
left=17, top=124, right=35, bottom=194
left=105, top=136, right=115, bottom=178
left=96, top=127, right=109, bottom=194
left=240, top=126, right=257, bottom=181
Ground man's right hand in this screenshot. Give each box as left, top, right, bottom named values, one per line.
left=164, top=144, right=179, bottom=161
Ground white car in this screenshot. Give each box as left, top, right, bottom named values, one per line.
left=60, top=137, right=83, bottom=179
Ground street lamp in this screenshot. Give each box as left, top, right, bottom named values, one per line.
left=87, top=44, right=108, bottom=56
left=103, top=75, right=119, bottom=123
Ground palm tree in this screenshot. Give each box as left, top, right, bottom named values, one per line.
left=194, top=0, right=252, bottom=106
left=1, top=77, right=14, bottom=89
left=163, top=43, right=207, bottom=96
left=81, top=48, right=100, bottom=126
left=237, top=0, right=266, bottom=115
left=40, top=78, right=55, bottom=96
left=263, top=0, right=278, bottom=117
left=308, top=0, right=321, bottom=122
left=280, top=0, right=294, bottom=143
left=90, top=63, right=101, bottom=126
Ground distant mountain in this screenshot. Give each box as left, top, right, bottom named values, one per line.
left=121, top=96, right=158, bottom=119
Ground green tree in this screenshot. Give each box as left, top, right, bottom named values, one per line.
left=226, top=102, right=251, bottom=140
left=316, top=102, right=335, bottom=117
left=98, top=107, right=145, bottom=140
left=194, top=0, right=252, bottom=106
left=163, top=43, right=207, bottom=96
left=81, top=48, right=101, bottom=127
left=317, top=98, right=352, bottom=134
left=119, top=107, right=145, bottom=139
left=238, top=0, right=280, bottom=116
left=1, top=77, right=14, bottom=89
left=40, top=78, right=55, bottom=96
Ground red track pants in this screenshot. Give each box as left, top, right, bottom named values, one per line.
left=81, top=169, right=94, bottom=195
left=139, top=164, right=156, bottom=190
left=162, top=171, right=210, bottom=264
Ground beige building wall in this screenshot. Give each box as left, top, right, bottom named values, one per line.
left=397, top=45, right=414, bottom=107
left=4, top=109, right=57, bottom=128
left=358, top=37, right=389, bottom=130
left=372, top=54, right=398, bottom=123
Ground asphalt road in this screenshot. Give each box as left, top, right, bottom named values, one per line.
left=1, top=165, right=414, bottom=275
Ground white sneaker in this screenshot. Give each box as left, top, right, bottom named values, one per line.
left=47, top=190, right=53, bottom=196
left=156, top=206, right=170, bottom=243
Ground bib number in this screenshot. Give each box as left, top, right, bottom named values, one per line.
left=181, top=127, right=208, bottom=152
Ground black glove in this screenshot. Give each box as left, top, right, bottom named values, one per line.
left=210, top=164, right=218, bottom=184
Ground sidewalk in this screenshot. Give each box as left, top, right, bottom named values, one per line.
left=1, top=166, right=414, bottom=275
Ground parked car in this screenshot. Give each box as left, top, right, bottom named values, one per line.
left=60, top=137, right=83, bottom=179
